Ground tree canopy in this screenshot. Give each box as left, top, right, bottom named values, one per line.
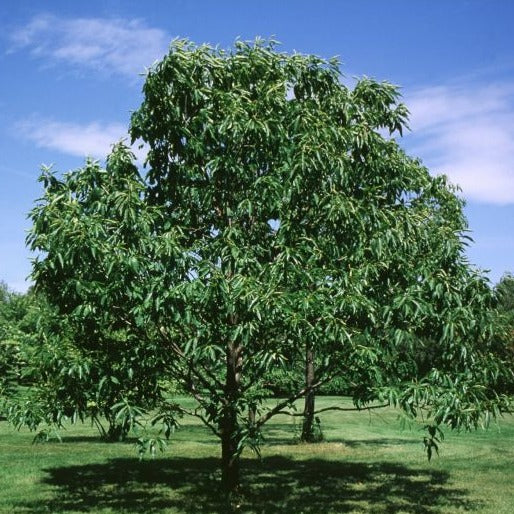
left=25, top=39, right=512, bottom=493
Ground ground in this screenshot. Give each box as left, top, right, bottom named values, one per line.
left=1, top=396, right=512, bottom=513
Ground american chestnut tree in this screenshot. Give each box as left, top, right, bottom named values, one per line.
left=28, top=40, right=511, bottom=493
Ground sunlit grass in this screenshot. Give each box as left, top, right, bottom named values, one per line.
left=0, top=396, right=513, bottom=513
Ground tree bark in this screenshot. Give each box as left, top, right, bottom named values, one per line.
left=221, top=339, right=242, bottom=493
left=301, top=343, right=316, bottom=442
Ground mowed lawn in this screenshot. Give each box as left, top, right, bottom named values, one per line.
left=0, top=396, right=513, bottom=513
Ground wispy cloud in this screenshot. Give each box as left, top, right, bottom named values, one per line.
left=16, top=118, right=128, bottom=159
left=10, top=14, right=169, bottom=76
left=405, top=83, right=514, bottom=204
left=16, top=117, right=149, bottom=162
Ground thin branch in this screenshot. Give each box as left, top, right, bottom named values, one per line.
left=174, top=367, right=224, bottom=438
left=255, top=375, right=332, bottom=429
left=160, top=327, right=225, bottom=397
left=274, top=402, right=390, bottom=417
left=253, top=354, right=357, bottom=428
left=174, top=404, right=221, bottom=438
left=112, top=312, right=224, bottom=398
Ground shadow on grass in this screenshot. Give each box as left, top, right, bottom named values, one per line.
left=17, top=456, right=481, bottom=513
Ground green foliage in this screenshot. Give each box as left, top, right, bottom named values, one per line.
left=12, top=148, right=178, bottom=440
left=0, top=284, right=41, bottom=408
left=1, top=292, right=160, bottom=441
left=491, top=272, right=514, bottom=393
left=423, top=424, right=444, bottom=462
left=264, top=367, right=304, bottom=397
left=25, top=39, right=512, bottom=490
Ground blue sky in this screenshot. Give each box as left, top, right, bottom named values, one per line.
left=1, top=0, right=513, bottom=292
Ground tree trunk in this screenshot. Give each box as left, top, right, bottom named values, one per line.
left=221, top=339, right=242, bottom=494
left=301, top=344, right=316, bottom=442
left=221, top=410, right=240, bottom=494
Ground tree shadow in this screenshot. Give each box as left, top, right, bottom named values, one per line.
left=16, top=455, right=481, bottom=513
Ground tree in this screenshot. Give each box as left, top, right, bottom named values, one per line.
left=0, top=284, right=45, bottom=409
left=28, top=39, right=512, bottom=495
left=0, top=282, right=26, bottom=406
left=493, top=273, right=514, bottom=393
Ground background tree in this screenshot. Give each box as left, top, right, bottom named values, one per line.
left=27, top=39, right=512, bottom=495
left=0, top=282, right=30, bottom=408
left=5, top=307, right=165, bottom=442
left=496, top=273, right=514, bottom=312
left=492, top=273, right=514, bottom=394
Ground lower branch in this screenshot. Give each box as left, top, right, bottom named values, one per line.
left=174, top=404, right=221, bottom=438
left=275, top=402, right=390, bottom=417
left=255, top=375, right=332, bottom=429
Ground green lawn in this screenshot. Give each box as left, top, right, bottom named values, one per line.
left=1, top=397, right=513, bottom=513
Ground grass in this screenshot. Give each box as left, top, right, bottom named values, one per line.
left=0, top=396, right=513, bottom=513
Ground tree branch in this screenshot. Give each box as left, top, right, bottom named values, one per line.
left=255, top=375, right=332, bottom=429
left=174, top=404, right=221, bottom=438
left=159, top=326, right=225, bottom=398
left=274, top=402, right=390, bottom=417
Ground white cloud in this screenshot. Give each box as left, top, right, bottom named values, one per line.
left=16, top=117, right=149, bottom=162
left=17, top=118, right=127, bottom=159
left=404, top=83, right=514, bottom=204
left=10, top=14, right=169, bottom=76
